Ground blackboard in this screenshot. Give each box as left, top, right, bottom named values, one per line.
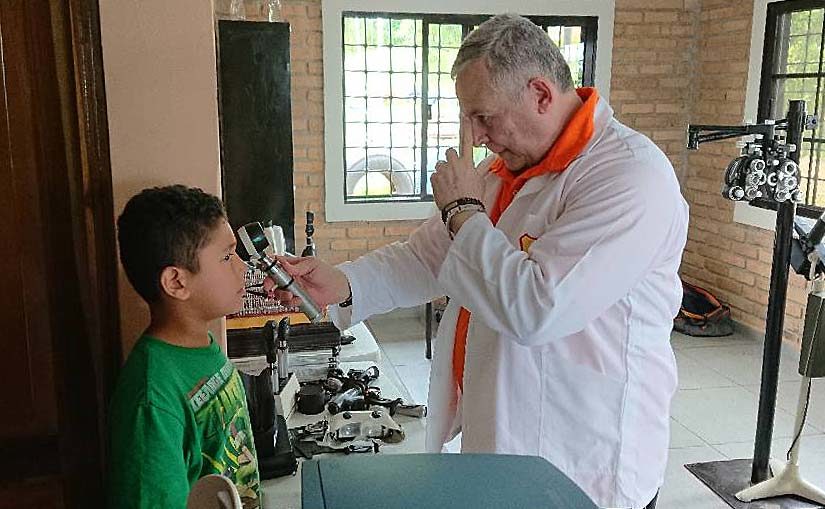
left=217, top=20, right=295, bottom=253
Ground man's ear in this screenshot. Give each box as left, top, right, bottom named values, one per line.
left=159, top=266, right=191, bottom=301
left=528, top=77, right=554, bottom=114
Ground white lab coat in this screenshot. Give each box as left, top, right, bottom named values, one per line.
left=331, top=97, right=688, bottom=508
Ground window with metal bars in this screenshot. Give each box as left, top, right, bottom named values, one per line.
left=341, top=13, right=598, bottom=203
left=759, top=0, right=825, bottom=211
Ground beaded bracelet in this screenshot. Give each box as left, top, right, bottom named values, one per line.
left=441, top=197, right=485, bottom=225
left=445, top=203, right=485, bottom=236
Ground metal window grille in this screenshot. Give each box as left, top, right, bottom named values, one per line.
left=760, top=0, right=825, bottom=212
left=341, top=12, right=598, bottom=203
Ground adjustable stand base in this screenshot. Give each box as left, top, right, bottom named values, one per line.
left=686, top=459, right=822, bottom=509
left=736, top=376, right=825, bottom=507
left=688, top=375, right=825, bottom=509
left=736, top=460, right=825, bottom=505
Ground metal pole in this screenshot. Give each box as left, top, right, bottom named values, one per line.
left=751, top=100, right=805, bottom=483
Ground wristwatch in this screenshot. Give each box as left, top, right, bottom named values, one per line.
left=339, top=287, right=353, bottom=308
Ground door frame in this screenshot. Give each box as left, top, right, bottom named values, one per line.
left=61, top=0, right=121, bottom=493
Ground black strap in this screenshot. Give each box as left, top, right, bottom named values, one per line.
left=441, top=197, right=485, bottom=224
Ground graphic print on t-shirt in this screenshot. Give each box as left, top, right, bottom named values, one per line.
left=189, top=360, right=261, bottom=508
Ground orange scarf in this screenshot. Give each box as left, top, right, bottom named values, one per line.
left=452, top=87, right=599, bottom=392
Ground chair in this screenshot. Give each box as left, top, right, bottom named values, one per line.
left=186, top=474, right=243, bottom=509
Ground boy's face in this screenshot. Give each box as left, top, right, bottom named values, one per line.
left=186, top=218, right=248, bottom=319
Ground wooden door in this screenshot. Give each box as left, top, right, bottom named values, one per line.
left=0, top=1, right=119, bottom=507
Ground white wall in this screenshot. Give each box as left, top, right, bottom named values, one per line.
left=99, top=0, right=224, bottom=356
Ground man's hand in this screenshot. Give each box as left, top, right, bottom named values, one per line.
left=430, top=115, right=485, bottom=210
left=262, top=256, right=351, bottom=307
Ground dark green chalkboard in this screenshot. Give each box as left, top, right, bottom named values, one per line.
left=217, top=20, right=295, bottom=253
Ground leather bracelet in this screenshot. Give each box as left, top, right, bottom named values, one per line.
left=445, top=203, right=485, bottom=234
left=441, top=197, right=485, bottom=225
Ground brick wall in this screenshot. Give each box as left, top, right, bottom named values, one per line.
left=610, top=0, right=698, bottom=184
left=681, top=0, right=807, bottom=344
left=612, top=0, right=807, bottom=344
left=216, top=0, right=807, bottom=343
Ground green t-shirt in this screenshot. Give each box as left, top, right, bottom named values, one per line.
left=107, top=334, right=261, bottom=509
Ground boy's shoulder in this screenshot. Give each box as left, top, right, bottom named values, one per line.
left=113, top=335, right=227, bottom=414
left=125, top=334, right=225, bottom=369
left=120, top=335, right=187, bottom=382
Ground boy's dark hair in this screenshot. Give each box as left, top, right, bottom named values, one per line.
left=117, top=185, right=226, bottom=303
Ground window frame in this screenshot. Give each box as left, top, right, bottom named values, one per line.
left=740, top=0, right=825, bottom=228
left=759, top=0, right=825, bottom=215
left=736, top=0, right=825, bottom=226
left=321, top=0, right=616, bottom=222
left=340, top=12, right=598, bottom=205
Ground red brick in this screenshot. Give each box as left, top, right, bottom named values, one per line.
left=347, top=226, right=384, bottom=238
left=645, top=11, right=680, bottom=23
left=331, top=239, right=367, bottom=251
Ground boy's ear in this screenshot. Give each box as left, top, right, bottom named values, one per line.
left=159, top=266, right=191, bottom=301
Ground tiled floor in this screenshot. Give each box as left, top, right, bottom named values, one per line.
left=366, top=309, right=825, bottom=509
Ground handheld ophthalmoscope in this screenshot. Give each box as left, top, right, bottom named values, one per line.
left=237, top=222, right=323, bottom=323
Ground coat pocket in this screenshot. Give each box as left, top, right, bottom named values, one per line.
left=541, top=354, right=625, bottom=474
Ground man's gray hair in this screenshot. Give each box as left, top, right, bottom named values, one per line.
left=451, top=13, right=575, bottom=96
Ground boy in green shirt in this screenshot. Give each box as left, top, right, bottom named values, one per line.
left=108, top=185, right=261, bottom=508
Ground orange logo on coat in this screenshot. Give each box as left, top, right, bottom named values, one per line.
left=519, top=233, right=537, bottom=252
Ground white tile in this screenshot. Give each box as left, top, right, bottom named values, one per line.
left=378, top=339, right=431, bottom=368
left=659, top=446, right=732, bottom=509
left=368, top=358, right=412, bottom=402
left=677, top=342, right=802, bottom=387
left=741, top=378, right=825, bottom=432
left=393, top=363, right=431, bottom=405
left=670, top=417, right=706, bottom=449
left=367, top=310, right=426, bottom=342
left=370, top=314, right=422, bottom=333
left=671, top=386, right=821, bottom=445
left=675, top=349, right=738, bottom=390
left=671, top=330, right=758, bottom=351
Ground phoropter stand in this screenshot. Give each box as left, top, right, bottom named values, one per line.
left=684, top=100, right=824, bottom=508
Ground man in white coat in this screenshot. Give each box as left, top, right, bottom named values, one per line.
left=269, top=14, right=688, bottom=509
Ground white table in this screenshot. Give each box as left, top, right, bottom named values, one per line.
left=259, top=323, right=425, bottom=509
left=230, top=321, right=382, bottom=381
left=338, top=322, right=381, bottom=363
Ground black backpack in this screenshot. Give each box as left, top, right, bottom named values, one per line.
left=673, top=280, right=734, bottom=337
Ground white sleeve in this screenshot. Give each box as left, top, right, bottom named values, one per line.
left=328, top=214, right=453, bottom=329
left=436, top=159, right=687, bottom=346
